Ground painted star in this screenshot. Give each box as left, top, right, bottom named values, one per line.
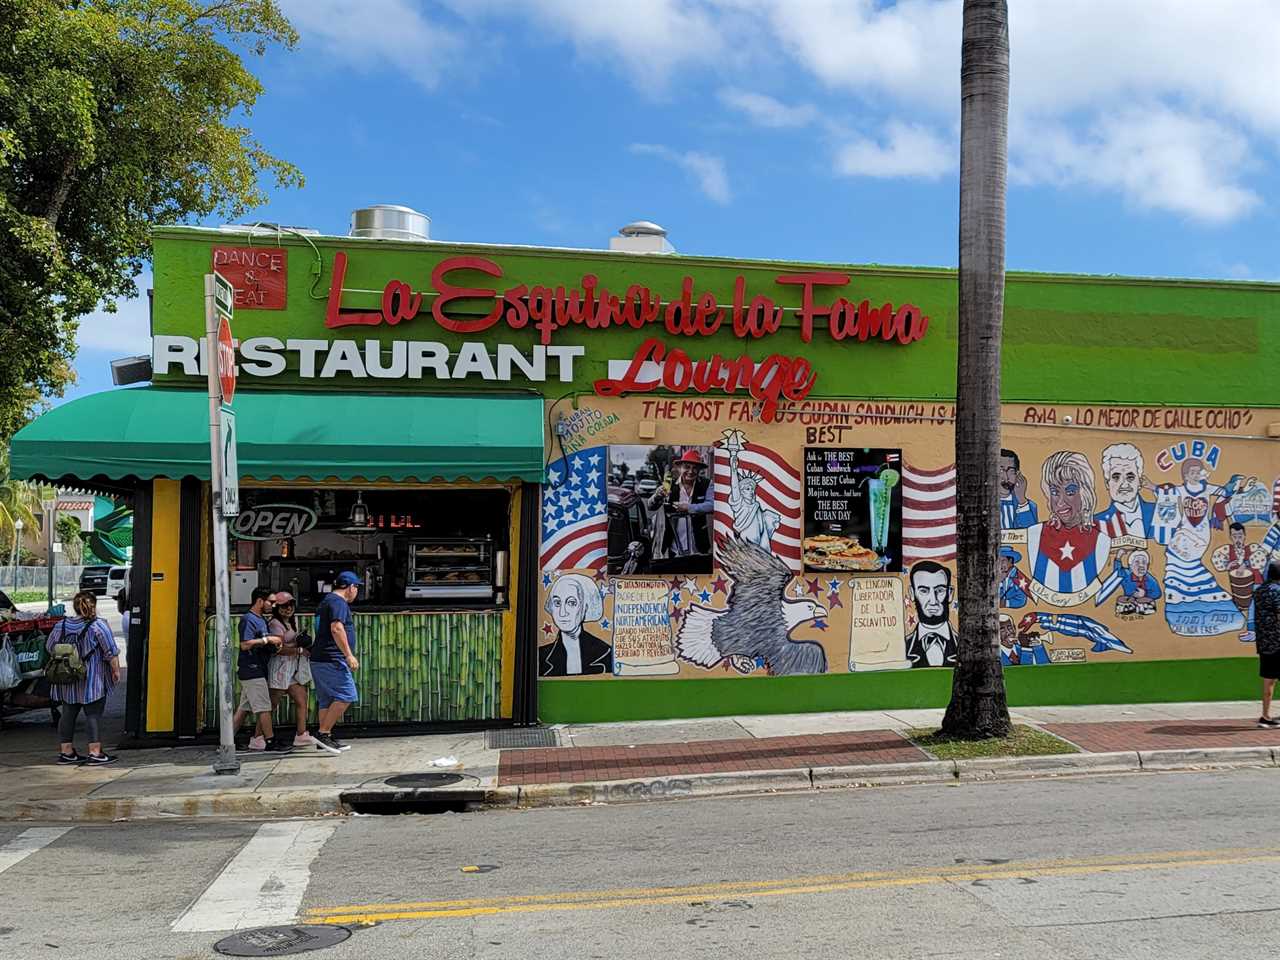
left=600, top=618, right=611, bottom=630
left=826, top=577, right=843, bottom=594
left=670, top=606, right=684, bottom=623
left=698, top=589, right=712, bottom=603
left=542, top=573, right=553, bottom=588
left=710, top=576, right=729, bottom=595
left=585, top=467, right=601, bottom=485
left=669, top=577, right=683, bottom=592
left=828, top=593, right=844, bottom=609
left=572, top=455, right=585, bottom=472
left=546, top=466, right=562, bottom=485
left=577, top=502, right=594, bottom=519
left=683, top=577, right=700, bottom=596
left=806, top=577, right=822, bottom=597
left=670, top=591, right=682, bottom=606
left=1058, top=541, right=1076, bottom=561
left=812, top=618, right=829, bottom=631
left=542, top=623, right=554, bottom=635
left=588, top=452, right=602, bottom=466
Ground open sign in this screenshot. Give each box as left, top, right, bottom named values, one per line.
left=231, top=503, right=318, bottom=541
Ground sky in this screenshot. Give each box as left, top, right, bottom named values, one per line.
left=68, top=0, right=1280, bottom=403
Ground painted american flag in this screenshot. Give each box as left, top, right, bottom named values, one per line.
left=902, top=461, right=957, bottom=563
left=541, top=446, right=608, bottom=572
left=713, top=438, right=803, bottom=570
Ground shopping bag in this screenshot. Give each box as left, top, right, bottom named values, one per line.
left=0, top=639, right=20, bottom=690
left=11, top=631, right=49, bottom=678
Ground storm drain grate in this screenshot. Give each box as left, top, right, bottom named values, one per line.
left=486, top=726, right=559, bottom=749
left=213, top=924, right=351, bottom=956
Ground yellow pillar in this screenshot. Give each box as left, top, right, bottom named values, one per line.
left=145, top=479, right=181, bottom=733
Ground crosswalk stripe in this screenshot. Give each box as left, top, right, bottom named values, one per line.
left=172, top=821, right=336, bottom=933
left=0, top=827, right=74, bottom=875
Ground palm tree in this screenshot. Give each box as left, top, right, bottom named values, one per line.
left=941, top=0, right=1013, bottom=739
left=0, top=449, right=42, bottom=561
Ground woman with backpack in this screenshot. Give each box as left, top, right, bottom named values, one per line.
left=45, top=591, right=120, bottom=765
left=266, top=592, right=315, bottom=749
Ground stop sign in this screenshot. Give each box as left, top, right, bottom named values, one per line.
left=217, top=315, right=237, bottom=403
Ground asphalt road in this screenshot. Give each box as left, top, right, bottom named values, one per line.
left=4, top=768, right=1280, bottom=959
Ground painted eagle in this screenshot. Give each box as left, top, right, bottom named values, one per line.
left=676, top=538, right=828, bottom=676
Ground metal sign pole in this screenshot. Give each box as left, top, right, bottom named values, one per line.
left=206, top=274, right=240, bottom=775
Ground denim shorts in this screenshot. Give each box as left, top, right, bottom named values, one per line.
left=311, top=661, right=359, bottom=709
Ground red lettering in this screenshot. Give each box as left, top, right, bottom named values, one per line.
left=694, top=292, right=723, bottom=336
left=664, top=348, right=693, bottom=392
left=593, top=338, right=665, bottom=397
left=503, top=285, right=529, bottom=328
left=775, top=271, right=849, bottom=342
left=431, top=256, right=503, bottom=335
left=664, top=277, right=696, bottom=336
left=325, top=252, right=382, bottom=328
left=380, top=279, right=421, bottom=326
left=528, top=286, right=555, bottom=343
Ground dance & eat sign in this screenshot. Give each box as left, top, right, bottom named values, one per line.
left=323, top=252, right=932, bottom=421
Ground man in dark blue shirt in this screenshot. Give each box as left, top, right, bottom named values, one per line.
left=310, top=572, right=361, bottom=754
left=231, top=587, right=289, bottom=751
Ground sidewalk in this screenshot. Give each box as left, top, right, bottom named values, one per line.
left=0, top=700, right=1276, bottom=821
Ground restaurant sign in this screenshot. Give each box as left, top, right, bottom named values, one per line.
left=156, top=251, right=933, bottom=422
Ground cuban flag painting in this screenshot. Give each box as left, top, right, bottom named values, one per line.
left=1024, top=522, right=1111, bottom=598
left=541, top=447, right=608, bottom=572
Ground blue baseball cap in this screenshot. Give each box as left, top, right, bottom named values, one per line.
left=334, top=571, right=362, bottom=587
left=999, top=546, right=1022, bottom=562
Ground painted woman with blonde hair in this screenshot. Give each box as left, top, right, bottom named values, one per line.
left=1040, top=450, right=1098, bottom=531
left=1023, top=450, right=1112, bottom=601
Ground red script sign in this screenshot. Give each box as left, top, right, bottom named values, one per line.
left=212, top=246, right=287, bottom=310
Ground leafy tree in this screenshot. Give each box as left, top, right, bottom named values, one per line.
left=942, top=0, right=1013, bottom=739
left=56, top=513, right=83, bottom=565
left=0, top=447, right=44, bottom=557
left=0, top=0, right=302, bottom=438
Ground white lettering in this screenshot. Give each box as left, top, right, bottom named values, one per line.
left=240, top=337, right=286, bottom=377
left=547, top=345, right=586, bottom=382
left=406, top=342, right=451, bottom=380
left=497, top=344, right=544, bottom=382
left=286, top=339, right=328, bottom=378
left=153, top=335, right=200, bottom=375
left=319, top=340, right=367, bottom=379
left=451, top=342, right=497, bottom=380
left=365, top=341, right=408, bottom=379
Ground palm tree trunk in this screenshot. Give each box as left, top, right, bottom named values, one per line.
left=941, top=0, right=1012, bottom=739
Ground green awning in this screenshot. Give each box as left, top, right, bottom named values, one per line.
left=10, top=387, right=546, bottom=484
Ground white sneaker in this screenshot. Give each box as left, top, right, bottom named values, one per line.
left=293, top=732, right=316, bottom=747
left=247, top=736, right=267, bottom=751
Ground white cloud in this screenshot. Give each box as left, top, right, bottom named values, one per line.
left=280, top=0, right=463, bottom=91
left=76, top=275, right=152, bottom=356
left=631, top=144, right=732, bottom=204
left=718, top=87, right=817, bottom=128
left=1013, top=108, right=1260, bottom=223
left=835, top=122, right=952, bottom=180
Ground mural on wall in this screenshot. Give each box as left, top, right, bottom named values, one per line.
left=607, top=444, right=715, bottom=575
left=536, top=396, right=1280, bottom=683
left=712, top=429, right=802, bottom=569
left=675, top=538, right=828, bottom=676
left=903, top=560, right=957, bottom=668
left=541, top=572, right=613, bottom=677
left=1020, top=451, right=1112, bottom=606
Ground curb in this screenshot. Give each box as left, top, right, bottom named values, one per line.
left=3, top=789, right=348, bottom=822
left=5, top=747, right=1278, bottom=821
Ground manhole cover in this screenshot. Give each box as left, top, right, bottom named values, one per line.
left=486, top=727, right=559, bottom=749
left=384, top=772, right=465, bottom=788
left=213, top=924, right=350, bottom=957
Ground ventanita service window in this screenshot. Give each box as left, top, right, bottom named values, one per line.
left=229, top=487, right=512, bottom=610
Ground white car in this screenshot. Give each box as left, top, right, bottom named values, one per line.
left=109, top=566, right=131, bottom=610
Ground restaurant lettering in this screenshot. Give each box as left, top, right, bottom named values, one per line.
left=324, top=252, right=931, bottom=347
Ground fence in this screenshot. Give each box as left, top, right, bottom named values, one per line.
left=0, top=565, right=87, bottom=595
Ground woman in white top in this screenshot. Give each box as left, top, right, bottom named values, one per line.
left=266, top=592, right=315, bottom=748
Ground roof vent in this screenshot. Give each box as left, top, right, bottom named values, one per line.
left=350, top=204, right=431, bottom=242
left=609, top=220, right=674, bottom=254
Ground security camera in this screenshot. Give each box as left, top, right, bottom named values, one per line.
left=1063, top=415, right=1073, bottom=425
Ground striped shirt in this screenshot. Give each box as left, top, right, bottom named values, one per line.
left=45, top=616, right=119, bottom=704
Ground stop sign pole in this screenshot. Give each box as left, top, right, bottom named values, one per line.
left=206, top=271, right=240, bottom=775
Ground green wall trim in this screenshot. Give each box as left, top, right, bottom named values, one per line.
left=535, top=658, right=1261, bottom=724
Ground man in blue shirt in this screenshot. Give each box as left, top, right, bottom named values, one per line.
left=231, top=587, right=289, bottom=751
left=310, top=571, right=361, bottom=754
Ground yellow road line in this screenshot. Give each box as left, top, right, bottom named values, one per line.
left=305, top=847, right=1280, bottom=925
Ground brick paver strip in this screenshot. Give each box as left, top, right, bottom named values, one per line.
left=498, top=730, right=927, bottom=786
left=1045, top=718, right=1280, bottom=754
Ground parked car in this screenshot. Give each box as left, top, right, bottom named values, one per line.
left=79, top=564, right=111, bottom=596
left=109, top=566, right=130, bottom=610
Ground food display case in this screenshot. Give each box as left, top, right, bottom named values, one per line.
left=405, top=537, right=495, bottom=601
